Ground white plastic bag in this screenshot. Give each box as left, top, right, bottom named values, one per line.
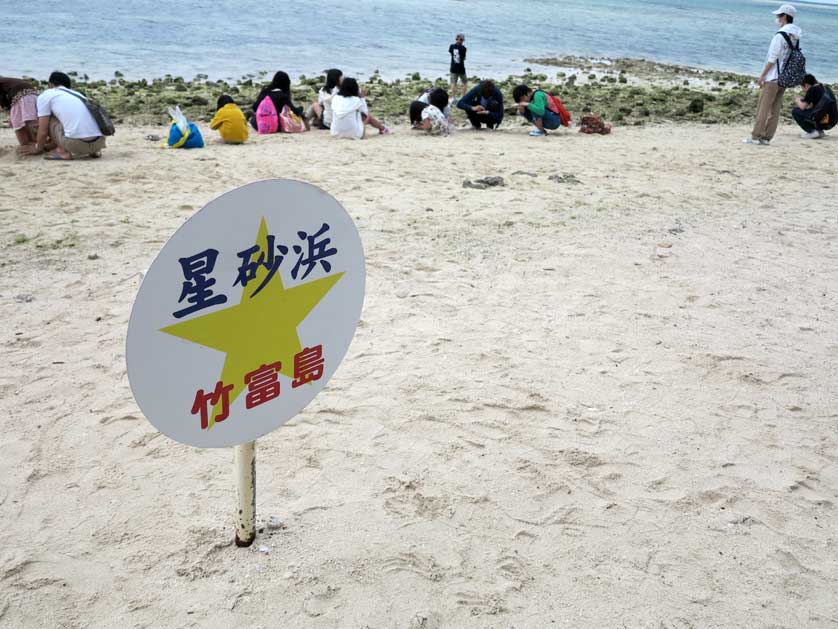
left=167, top=106, right=189, bottom=136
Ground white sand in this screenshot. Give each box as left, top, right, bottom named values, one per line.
left=0, top=122, right=836, bottom=627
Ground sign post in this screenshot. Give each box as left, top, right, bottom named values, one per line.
left=234, top=441, right=256, bottom=546
left=126, top=179, right=365, bottom=544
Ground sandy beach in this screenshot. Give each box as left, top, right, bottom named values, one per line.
left=1, top=121, right=837, bottom=627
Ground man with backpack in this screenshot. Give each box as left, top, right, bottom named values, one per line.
left=745, top=4, right=803, bottom=146
left=20, top=71, right=106, bottom=160
left=792, top=74, right=837, bottom=140
left=512, top=85, right=570, bottom=136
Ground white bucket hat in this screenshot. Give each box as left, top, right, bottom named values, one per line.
left=772, top=4, right=797, bottom=16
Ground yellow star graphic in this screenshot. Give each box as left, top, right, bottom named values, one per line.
left=160, top=217, right=343, bottom=428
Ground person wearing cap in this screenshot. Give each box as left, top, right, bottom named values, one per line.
left=745, top=4, right=802, bottom=145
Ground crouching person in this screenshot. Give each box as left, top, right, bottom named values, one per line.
left=457, top=80, right=504, bottom=129
left=412, top=89, right=452, bottom=136
left=512, top=84, right=565, bottom=136
left=20, top=71, right=105, bottom=160
left=793, top=74, right=837, bottom=140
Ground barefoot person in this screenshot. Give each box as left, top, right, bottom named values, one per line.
left=792, top=74, right=837, bottom=140
left=0, top=76, right=39, bottom=147
left=20, top=72, right=105, bottom=160
left=745, top=4, right=802, bottom=145
left=330, top=78, right=391, bottom=139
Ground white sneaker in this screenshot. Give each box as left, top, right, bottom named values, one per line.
left=802, top=130, right=821, bottom=140
left=743, top=138, right=764, bottom=145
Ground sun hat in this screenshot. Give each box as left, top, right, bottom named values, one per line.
left=772, top=4, right=797, bottom=16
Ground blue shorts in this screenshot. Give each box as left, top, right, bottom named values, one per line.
left=524, top=108, right=562, bottom=130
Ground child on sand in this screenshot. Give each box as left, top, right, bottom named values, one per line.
left=409, top=100, right=428, bottom=127
left=330, top=78, right=391, bottom=139
left=417, top=86, right=452, bottom=118
left=306, top=68, right=342, bottom=129
left=210, top=95, right=249, bottom=144
left=410, top=87, right=451, bottom=124
left=412, top=89, right=451, bottom=136
left=512, top=85, right=563, bottom=136
left=0, top=76, right=39, bottom=147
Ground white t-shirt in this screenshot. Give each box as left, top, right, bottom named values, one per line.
left=330, top=95, right=368, bottom=139
left=318, top=86, right=338, bottom=127
left=37, top=87, right=102, bottom=139
left=765, top=24, right=802, bottom=82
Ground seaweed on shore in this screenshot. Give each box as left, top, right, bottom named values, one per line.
left=9, top=61, right=833, bottom=129
left=525, top=56, right=756, bottom=86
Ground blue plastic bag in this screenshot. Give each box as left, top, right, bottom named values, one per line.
left=167, top=121, right=204, bottom=149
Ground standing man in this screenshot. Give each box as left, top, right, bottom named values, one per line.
left=745, top=4, right=802, bottom=145
left=20, top=71, right=106, bottom=160
left=449, top=33, right=468, bottom=102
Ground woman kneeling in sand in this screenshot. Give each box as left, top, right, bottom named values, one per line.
left=330, top=78, right=391, bottom=139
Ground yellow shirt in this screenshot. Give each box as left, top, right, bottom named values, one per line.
left=210, top=103, right=249, bottom=143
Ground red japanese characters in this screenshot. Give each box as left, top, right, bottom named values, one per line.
left=245, top=362, right=282, bottom=409
left=191, top=380, right=234, bottom=430
left=190, top=345, right=324, bottom=430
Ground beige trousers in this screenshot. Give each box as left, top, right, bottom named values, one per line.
left=751, top=81, right=785, bottom=142
left=49, top=116, right=106, bottom=156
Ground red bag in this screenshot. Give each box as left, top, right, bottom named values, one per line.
left=545, top=93, right=571, bottom=127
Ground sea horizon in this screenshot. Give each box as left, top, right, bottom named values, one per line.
left=2, top=0, right=838, bottom=83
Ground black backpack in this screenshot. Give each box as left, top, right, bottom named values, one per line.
left=776, top=32, right=806, bottom=89
left=812, top=85, right=837, bottom=131
left=59, top=87, right=116, bottom=136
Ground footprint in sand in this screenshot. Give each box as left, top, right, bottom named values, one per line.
left=382, top=552, right=445, bottom=582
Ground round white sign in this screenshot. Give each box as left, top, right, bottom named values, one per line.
left=126, top=179, right=365, bottom=447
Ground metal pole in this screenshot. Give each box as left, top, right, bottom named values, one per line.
left=234, top=440, right=256, bottom=547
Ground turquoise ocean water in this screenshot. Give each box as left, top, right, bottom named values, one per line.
left=1, top=0, right=837, bottom=81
